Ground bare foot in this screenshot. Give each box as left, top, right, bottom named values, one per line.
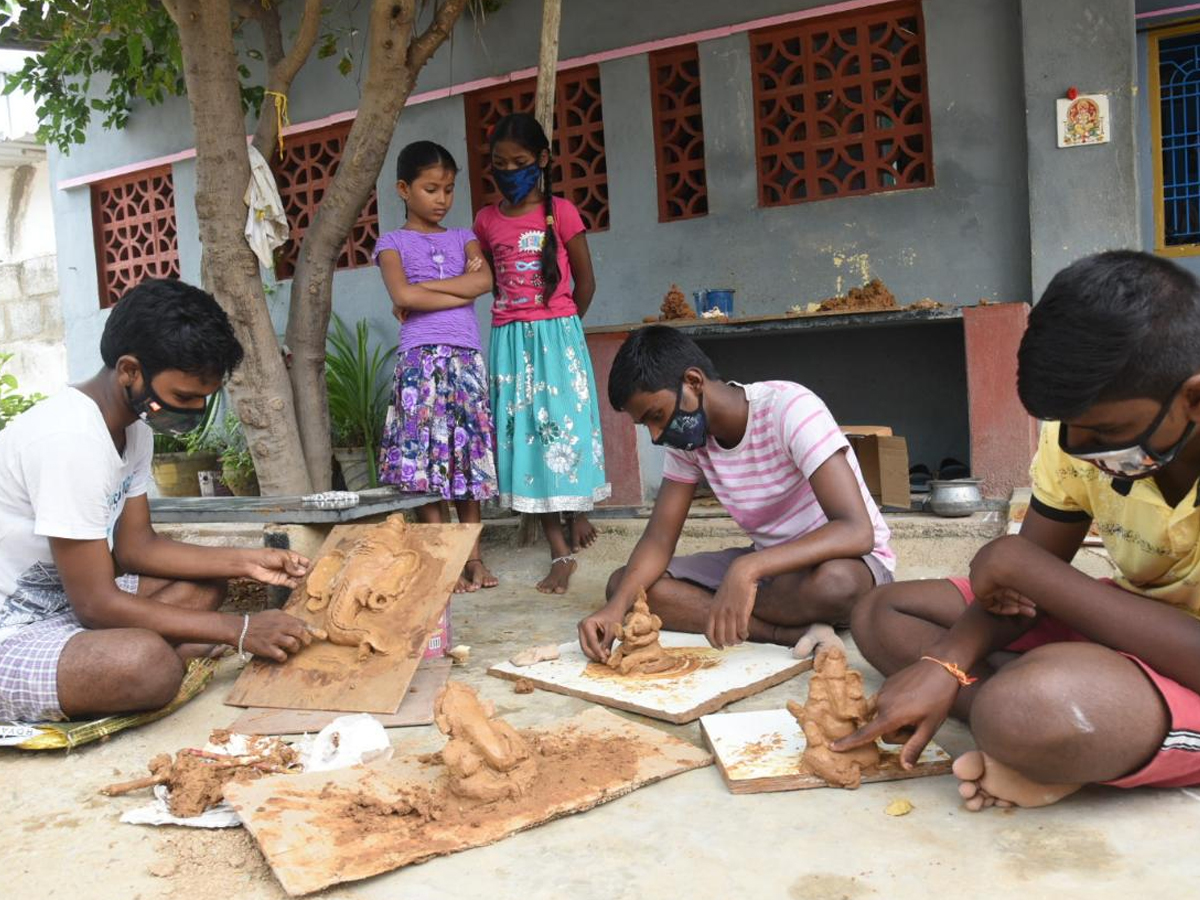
left=536, top=556, right=577, bottom=594
left=791, top=623, right=844, bottom=659
left=953, top=750, right=1082, bottom=811
left=568, top=514, right=598, bottom=553
left=462, top=558, right=498, bottom=591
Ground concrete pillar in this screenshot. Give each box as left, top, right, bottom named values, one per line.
left=1020, top=0, right=1139, bottom=300
left=963, top=303, right=1038, bottom=499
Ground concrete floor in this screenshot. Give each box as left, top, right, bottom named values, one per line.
left=2, top=515, right=1190, bottom=899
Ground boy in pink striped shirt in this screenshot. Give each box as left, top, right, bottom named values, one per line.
left=579, top=326, right=894, bottom=661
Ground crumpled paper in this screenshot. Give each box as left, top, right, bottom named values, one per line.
left=120, top=714, right=393, bottom=829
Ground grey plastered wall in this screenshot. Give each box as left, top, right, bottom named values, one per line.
left=1020, top=0, right=1140, bottom=300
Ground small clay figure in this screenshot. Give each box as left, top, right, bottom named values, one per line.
left=304, top=515, right=421, bottom=659
left=606, top=589, right=673, bottom=676
left=433, top=682, right=538, bottom=803
left=659, top=284, right=696, bottom=321
left=787, top=645, right=880, bottom=789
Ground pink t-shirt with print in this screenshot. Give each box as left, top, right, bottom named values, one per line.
left=473, top=196, right=586, bottom=326
left=662, top=381, right=895, bottom=572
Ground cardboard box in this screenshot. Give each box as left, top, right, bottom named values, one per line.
left=844, top=431, right=910, bottom=510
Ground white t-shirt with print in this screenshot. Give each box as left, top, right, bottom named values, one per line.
left=0, top=388, right=151, bottom=641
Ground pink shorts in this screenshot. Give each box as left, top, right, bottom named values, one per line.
left=949, top=576, right=1200, bottom=789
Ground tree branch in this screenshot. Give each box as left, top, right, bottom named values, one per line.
left=407, top=0, right=469, bottom=73
left=251, top=0, right=322, bottom=157
left=253, top=2, right=285, bottom=70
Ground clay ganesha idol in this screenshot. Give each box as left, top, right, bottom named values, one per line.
left=787, top=645, right=880, bottom=789
left=304, top=514, right=421, bottom=659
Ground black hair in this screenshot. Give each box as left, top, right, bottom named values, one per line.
left=395, top=140, right=457, bottom=183
left=489, top=113, right=561, bottom=297
left=1018, top=250, right=1200, bottom=420
left=608, top=325, right=720, bottom=411
left=100, top=278, right=244, bottom=381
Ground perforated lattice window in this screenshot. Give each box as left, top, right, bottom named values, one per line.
left=91, top=166, right=181, bottom=309
left=1158, top=32, right=1200, bottom=246
left=273, top=121, right=380, bottom=279
left=464, top=65, right=609, bottom=231
left=749, top=1, right=934, bottom=207
left=650, top=43, right=709, bottom=222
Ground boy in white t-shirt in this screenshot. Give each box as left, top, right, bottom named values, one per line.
left=578, top=326, right=894, bottom=661
left=0, top=279, right=313, bottom=723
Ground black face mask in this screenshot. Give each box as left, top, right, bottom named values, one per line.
left=653, top=382, right=708, bottom=452
left=126, top=370, right=207, bottom=437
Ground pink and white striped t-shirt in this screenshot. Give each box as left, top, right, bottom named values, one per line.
left=662, top=381, right=894, bottom=572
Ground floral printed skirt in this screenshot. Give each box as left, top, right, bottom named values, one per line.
left=378, top=345, right=498, bottom=501
left=489, top=316, right=610, bottom=513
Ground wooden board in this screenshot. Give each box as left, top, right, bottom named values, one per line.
left=226, top=658, right=452, bottom=734
left=700, top=708, right=952, bottom=794
left=225, top=706, right=713, bottom=896
left=226, top=522, right=480, bottom=714
left=488, top=632, right=812, bottom=724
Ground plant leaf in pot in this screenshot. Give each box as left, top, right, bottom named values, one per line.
left=326, top=314, right=396, bottom=491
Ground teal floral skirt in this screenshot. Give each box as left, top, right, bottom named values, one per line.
left=489, top=316, right=610, bottom=513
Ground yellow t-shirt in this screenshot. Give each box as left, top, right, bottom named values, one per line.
left=1031, top=422, right=1200, bottom=617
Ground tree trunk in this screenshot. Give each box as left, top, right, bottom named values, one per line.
left=284, top=0, right=469, bottom=490
left=534, top=0, right=562, bottom=137
left=165, top=0, right=312, bottom=496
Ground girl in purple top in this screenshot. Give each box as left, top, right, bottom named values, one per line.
left=375, top=141, right=499, bottom=592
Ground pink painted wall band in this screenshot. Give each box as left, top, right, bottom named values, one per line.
left=56, top=0, right=894, bottom=191
left=1136, top=3, right=1200, bottom=20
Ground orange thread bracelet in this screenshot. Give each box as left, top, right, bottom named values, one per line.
left=920, top=655, right=977, bottom=686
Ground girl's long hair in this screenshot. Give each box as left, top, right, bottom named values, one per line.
left=490, top=113, right=561, bottom=298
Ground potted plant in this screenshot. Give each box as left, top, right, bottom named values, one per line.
left=0, top=352, right=45, bottom=430
left=149, top=394, right=222, bottom=497
left=218, top=411, right=259, bottom=496
left=326, top=314, right=395, bottom=491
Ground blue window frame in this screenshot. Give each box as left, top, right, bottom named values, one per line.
left=1156, top=30, right=1200, bottom=249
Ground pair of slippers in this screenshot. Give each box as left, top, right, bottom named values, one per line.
left=909, top=458, right=970, bottom=493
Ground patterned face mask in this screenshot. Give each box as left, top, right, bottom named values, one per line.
left=1058, top=384, right=1195, bottom=480
left=653, top=382, right=708, bottom=452
left=126, top=370, right=209, bottom=437
left=493, top=162, right=541, bottom=204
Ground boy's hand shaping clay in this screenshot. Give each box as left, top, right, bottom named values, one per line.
left=242, top=548, right=311, bottom=588
left=578, top=606, right=624, bottom=661
left=831, top=658, right=960, bottom=769
left=243, top=609, right=314, bottom=662
left=705, top=568, right=758, bottom=649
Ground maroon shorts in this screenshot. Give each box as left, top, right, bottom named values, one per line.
left=949, top=576, right=1200, bottom=789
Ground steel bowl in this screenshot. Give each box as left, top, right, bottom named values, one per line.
left=927, top=478, right=983, bottom=517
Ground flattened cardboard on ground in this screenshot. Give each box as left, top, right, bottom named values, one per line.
left=846, top=432, right=911, bottom=510
left=488, top=632, right=812, bottom=724
left=225, top=706, right=714, bottom=896
left=700, top=708, right=952, bottom=794
left=227, top=658, right=452, bottom=734
left=225, top=522, right=480, bottom=714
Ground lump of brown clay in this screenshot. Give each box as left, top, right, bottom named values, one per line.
left=817, top=278, right=898, bottom=314
left=787, top=645, right=880, bottom=789
left=433, top=682, right=537, bottom=803
left=303, top=514, right=420, bottom=659
left=606, top=589, right=673, bottom=676
left=513, top=678, right=535, bottom=695
left=509, top=644, right=559, bottom=667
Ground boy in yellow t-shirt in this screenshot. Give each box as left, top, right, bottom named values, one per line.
left=837, top=250, right=1200, bottom=809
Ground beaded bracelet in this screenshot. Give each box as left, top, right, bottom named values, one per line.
left=920, top=655, right=977, bottom=686
left=237, top=613, right=251, bottom=663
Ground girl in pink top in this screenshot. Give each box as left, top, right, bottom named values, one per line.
left=473, top=114, right=610, bottom=594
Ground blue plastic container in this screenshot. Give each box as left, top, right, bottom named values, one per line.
left=694, top=289, right=735, bottom=316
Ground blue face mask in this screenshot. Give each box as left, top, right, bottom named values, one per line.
left=494, top=162, right=541, bottom=204
left=653, top=383, right=708, bottom=452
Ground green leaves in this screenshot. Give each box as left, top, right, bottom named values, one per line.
left=0, top=352, right=46, bottom=430
left=0, top=1, right=267, bottom=153
left=326, top=315, right=395, bottom=487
